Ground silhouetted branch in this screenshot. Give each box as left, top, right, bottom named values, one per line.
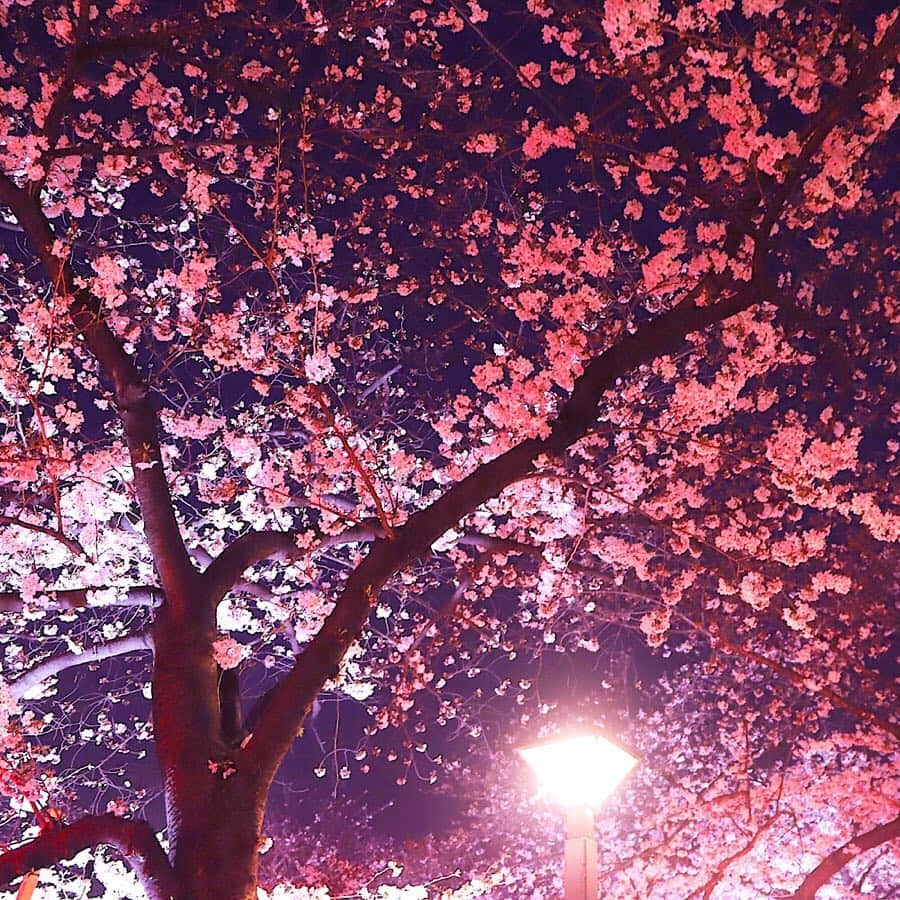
left=791, top=812, right=900, bottom=899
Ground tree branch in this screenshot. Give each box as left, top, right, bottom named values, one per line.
left=0, top=815, right=176, bottom=900
left=709, top=631, right=900, bottom=741
left=201, top=532, right=301, bottom=609
left=0, top=515, right=85, bottom=558
left=10, top=631, right=153, bottom=700
left=200, top=524, right=385, bottom=609
left=45, top=134, right=290, bottom=162
left=456, top=532, right=900, bottom=740
left=0, top=175, right=196, bottom=606
left=33, top=0, right=92, bottom=189
left=691, top=772, right=787, bottom=900
left=761, top=14, right=899, bottom=234
left=218, top=666, right=244, bottom=745
left=456, top=519, right=900, bottom=741
left=791, top=812, right=900, bottom=899
left=0, top=586, right=161, bottom=613
left=243, top=278, right=768, bottom=779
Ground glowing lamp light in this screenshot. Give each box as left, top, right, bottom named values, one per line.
left=518, top=730, right=639, bottom=900
left=518, top=731, right=638, bottom=809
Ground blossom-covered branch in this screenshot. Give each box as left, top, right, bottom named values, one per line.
left=245, top=276, right=768, bottom=773
left=0, top=176, right=196, bottom=606
left=708, top=630, right=900, bottom=742
left=0, top=0, right=896, bottom=896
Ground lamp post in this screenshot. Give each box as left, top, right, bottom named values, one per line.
left=519, top=730, right=638, bottom=900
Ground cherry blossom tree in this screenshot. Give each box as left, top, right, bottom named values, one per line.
left=0, top=0, right=897, bottom=897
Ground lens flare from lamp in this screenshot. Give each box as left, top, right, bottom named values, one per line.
left=518, top=732, right=638, bottom=809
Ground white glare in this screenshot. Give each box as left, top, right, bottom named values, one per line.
left=519, top=733, right=637, bottom=808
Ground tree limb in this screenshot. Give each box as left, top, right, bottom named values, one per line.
left=201, top=532, right=302, bottom=610
left=33, top=0, right=92, bottom=189
left=710, top=632, right=900, bottom=741
left=0, top=175, right=196, bottom=606
left=460, top=531, right=900, bottom=740
left=0, top=586, right=161, bottom=613
left=0, top=815, right=176, bottom=900
left=456, top=531, right=610, bottom=580
left=243, top=278, right=768, bottom=778
left=218, top=666, right=244, bottom=745
left=761, top=14, right=899, bottom=234
left=200, top=524, right=385, bottom=609
left=10, top=631, right=153, bottom=700
left=791, top=812, right=900, bottom=899
left=0, top=515, right=85, bottom=558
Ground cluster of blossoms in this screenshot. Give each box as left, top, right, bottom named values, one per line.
left=0, top=0, right=896, bottom=896
left=0, top=678, right=41, bottom=805
left=212, top=636, right=250, bottom=670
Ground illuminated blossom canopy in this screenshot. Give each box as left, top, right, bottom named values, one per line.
left=0, top=0, right=897, bottom=897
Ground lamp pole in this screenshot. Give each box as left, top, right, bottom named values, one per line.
left=564, top=805, right=598, bottom=900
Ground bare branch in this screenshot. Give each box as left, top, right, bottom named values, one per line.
left=359, top=364, right=403, bottom=400
left=791, top=812, right=900, bottom=899
left=0, top=815, right=176, bottom=900
left=10, top=631, right=153, bottom=700
left=692, top=783, right=786, bottom=900
left=190, top=546, right=275, bottom=605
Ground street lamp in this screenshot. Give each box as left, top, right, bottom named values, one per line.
left=519, top=730, right=638, bottom=900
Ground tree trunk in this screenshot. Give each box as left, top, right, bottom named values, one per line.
left=169, top=779, right=266, bottom=900
left=151, top=603, right=269, bottom=900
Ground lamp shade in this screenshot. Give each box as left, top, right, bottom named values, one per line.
left=518, top=731, right=638, bottom=809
